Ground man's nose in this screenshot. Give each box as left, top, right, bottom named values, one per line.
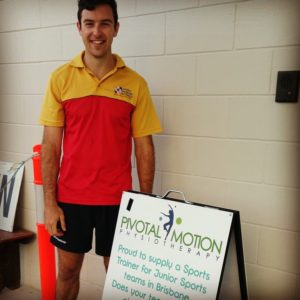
left=93, top=24, right=102, bottom=36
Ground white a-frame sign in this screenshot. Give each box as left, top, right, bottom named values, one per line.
left=0, top=161, right=24, bottom=232
left=103, top=191, right=248, bottom=300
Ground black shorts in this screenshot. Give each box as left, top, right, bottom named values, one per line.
left=50, top=202, right=120, bottom=257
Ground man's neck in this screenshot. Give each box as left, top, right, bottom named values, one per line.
left=83, top=52, right=116, bottom=81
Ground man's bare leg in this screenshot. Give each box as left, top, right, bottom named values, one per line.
left=103, top=256, right=110, bottom=272
left=56, top=249, right=84, bottom=300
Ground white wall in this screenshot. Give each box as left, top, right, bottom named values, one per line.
left=0, top=0, right=299, bottom=299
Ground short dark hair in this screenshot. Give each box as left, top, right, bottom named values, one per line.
left=77, top=0, right=118, bottom=27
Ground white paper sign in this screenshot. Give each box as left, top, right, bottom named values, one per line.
left=103, top=192, right=233, bottom=300
left=0, top=161, right=24, bottom=232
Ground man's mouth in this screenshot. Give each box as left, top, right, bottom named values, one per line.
left=91, top=40, right=104, bottom=45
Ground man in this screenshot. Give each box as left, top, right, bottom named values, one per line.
left=39, top=0, right=162, bottom=299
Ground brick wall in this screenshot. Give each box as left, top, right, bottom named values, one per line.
left=0, top=0, right=299, bottom=299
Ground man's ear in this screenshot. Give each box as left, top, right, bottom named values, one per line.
left=77, top=21, right=82, bottom=35
left=114, top=22, right=120, bottom=37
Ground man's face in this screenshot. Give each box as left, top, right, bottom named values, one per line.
left=77, top=5, right=119, bottom=60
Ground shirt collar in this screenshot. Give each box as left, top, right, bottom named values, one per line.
left=70, top=51, right=126, bottom=69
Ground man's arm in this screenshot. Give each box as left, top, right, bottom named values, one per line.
left=41, top=126, right=66, bottom=236
left=134, top=135, right=155, bottom=193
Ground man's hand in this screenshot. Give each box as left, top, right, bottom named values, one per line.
left=44, top=203, right=66, bottom=236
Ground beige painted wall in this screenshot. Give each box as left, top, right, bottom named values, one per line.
left=0, top=0, right=299, bottom=299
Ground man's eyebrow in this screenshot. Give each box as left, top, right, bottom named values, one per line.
left=100, top=19, right=114, bottom=24
left=83, top=18, right=95, bottom=23
left=82, top=18, right=113, bottom=24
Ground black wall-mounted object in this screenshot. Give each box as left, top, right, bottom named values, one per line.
left=275, top=71, right=299, bottom=103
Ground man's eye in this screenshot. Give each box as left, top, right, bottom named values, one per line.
left=102, top=22, right=111, bottom=27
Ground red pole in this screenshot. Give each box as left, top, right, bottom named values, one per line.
left=32, top=144, right=56, bottom=300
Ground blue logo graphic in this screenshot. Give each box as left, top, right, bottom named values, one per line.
left=160, top=205, right=174, bottom=240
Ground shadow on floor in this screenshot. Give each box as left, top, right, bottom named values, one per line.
left=0, top=286, right=40, bottom=300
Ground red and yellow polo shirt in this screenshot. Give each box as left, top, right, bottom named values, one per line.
left=40, top=52, right=162, bottom=205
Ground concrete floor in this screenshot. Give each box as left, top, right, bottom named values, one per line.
left=0, top=285, right=105, bottom=299
left=0, top=286, right=40, bottom=300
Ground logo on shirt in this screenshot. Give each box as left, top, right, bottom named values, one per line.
left=114, top=86, right=133, bottom=100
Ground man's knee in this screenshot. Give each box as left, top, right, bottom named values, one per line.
left=57, top=250, right=84, bottom=281
left=58, top=262, right=81, bottom=282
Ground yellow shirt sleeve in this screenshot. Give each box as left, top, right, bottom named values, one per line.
left=39, top=72, right=65, bottom=127
left=131, top=79, right=162, bottom=138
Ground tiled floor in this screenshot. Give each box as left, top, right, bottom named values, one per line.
left=0, top=286, right=40, bottom=300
